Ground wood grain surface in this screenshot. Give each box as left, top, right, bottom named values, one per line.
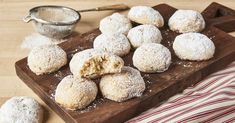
left=1, top=0, right=235, bottom=123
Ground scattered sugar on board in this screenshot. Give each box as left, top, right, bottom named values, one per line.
left=163, top=29, right=170, bottom=35
left=205, top=30, right=216, bottom=40
left=167, top=40, right=173, bottom=47
left=49, top=84, right=57, bottom=100
left=175, top=61, right=193, bottom=67
left=143, top=74, right=150, bottom=79
left=162, top=29, right=174, bottom=47
left=126, top=63, right=132, bottom=66
left=83, top=33, right=98, bottom=43
left=21, top=33, right=66, bottom=50
left=146, top=80, right=152, bottom=84
left=69, top=46, right=86, bottom=57
left=78, top=98, right=105, bottom=113
left=50, top=93, right=55, bottom=100
left=142, top=73, right=153, bottom=93
left=209, top=35, right=215, bottom=40
left=54, top=71, right=66, bottom=81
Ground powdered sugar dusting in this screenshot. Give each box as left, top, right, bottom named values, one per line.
left=21, top=33, right=66, bottom=50
left=100, top=66, right=146, bottom=102
left=128, top=6, right=164, bottom=27
left=93, top=33, right=131, bottom=56
left=168, top=9, right=205, bottom=33
left=78, top=98, right=105, bottom=113
left=54, top=70, right=70, bottom=81
left=27, top=44, right=67, bottom=75
left=54, top=75, right=98, bottom=110
left=0, top=96, right=43, bottom=123
left=99, top=13, right=132, bottom=35
left=127, top=24, right=162, bottom=48
left=209, top=35, right=215, bottom=40
left=175, top=61, right=193, bottom=67
left=133, top=43, right=172, bottom=73
left=173, top=33, right=215, bottom=61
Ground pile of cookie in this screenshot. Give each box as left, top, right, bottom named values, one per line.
left=26, top=6, right=215, bottom=111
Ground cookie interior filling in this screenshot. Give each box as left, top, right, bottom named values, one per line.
left=81, top=55, right=122, bottom=77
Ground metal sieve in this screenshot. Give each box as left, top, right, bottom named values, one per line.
left=23, top=4, right=129, bottom=39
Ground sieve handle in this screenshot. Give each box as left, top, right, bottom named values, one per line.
left=78, top=4, right=129, bottom=12
left=23, top=15, right=33, bottom=23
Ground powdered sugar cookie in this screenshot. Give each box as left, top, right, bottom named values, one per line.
left=128, top=6, right=164, bottom=27
left=173, top=33, right=215, bottom=61
left=100, top=66, right=145, bottom=102
left=133, top=43, right=171, bottom=73
left=27, top=44, right=67, bottom=75
left=99, top=13, right=132, bottom=35
left=55, top=75, right=98, bottom=110
left=0, top=96, right=43, bottom=123
left=127, top=24, right=162, bottom=48
left=168, top=10, right=205, bottom=33
left=93, top=33, right=131, bottom=56
left=69, top=49, right=124, bottom=79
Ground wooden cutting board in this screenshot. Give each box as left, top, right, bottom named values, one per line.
left=15, top=2, right=235, bottom=123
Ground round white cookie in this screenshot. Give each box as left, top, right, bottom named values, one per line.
left=133, top=43, right=171, bottom=73
left=127, top=24, right=162, bottom=48
left=93, top=33, right=131, bottom=56
left=55, top=75, right=98, bottom=110
left=0, top=96, right=43, bottom=123
left=168, top=10, right=205, bottom=33
left=27, top=44, right=67, bottom=75
left=128, top=6, right=164, bottom=27
left=173, top=33, right=215, bottom=61
left=99, top=13, right=132, bottom=35
left=70, top=48, right=124, bottom=79
left=100, top=66, right=145, bottom=102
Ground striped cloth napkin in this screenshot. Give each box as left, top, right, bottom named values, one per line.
left=128, top=61, right=235, bottom=123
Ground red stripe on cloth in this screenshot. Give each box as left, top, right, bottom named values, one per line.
left=163, top=106, right=234, bottom=123
left=171, top=75, right=234, bottom=102
left=177, top=99, right=235, bottom=122
left=203, top=106, right=235, bottom=123
left=205, top=77, right=235, bottom=93
left=154, top=96, right=235, bottom=122
left=223, top=117, right=235, bottom=123
left=210, top=71, right=235, bottom=77
left=128, top=75, right=233, bottom=122
left=163, top=91, right=235, bottom=122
